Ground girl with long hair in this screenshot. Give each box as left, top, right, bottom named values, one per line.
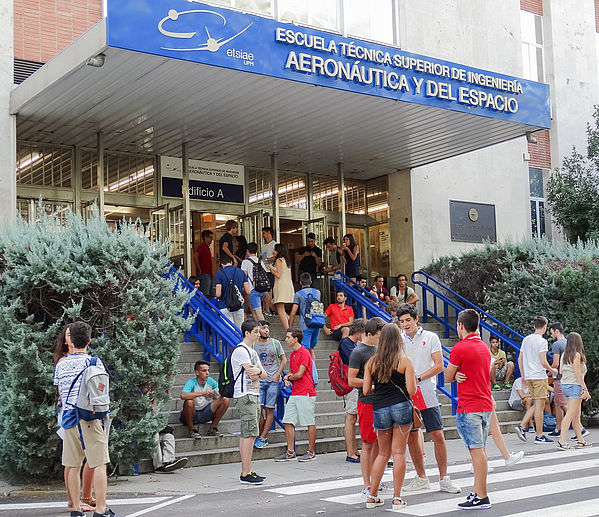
left=363, top=323, right=416, bottom=511
left=558, top=332, right=591, bottom=449
left=268, top=243, right=295, bottom=329
left=340, top=233, right=360, bottom=281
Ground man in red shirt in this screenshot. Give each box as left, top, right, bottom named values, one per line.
left=193, top=230, right=214, bottom=297
left=324, top=291, right=355, bottom=341
left=446, top=309, right=493, bottom=510
left=275, top=328, right=317, bottom=462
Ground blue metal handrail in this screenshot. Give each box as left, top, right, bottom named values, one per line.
left=412, top=270, right=524, bottom=361
left=167, top=266, right=290, bottom=429
left=330, top=271, right=392, bottom=321
left=330, top=271, right=459, bottom=413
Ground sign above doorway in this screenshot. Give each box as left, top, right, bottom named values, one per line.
left=161, top=156, right=244, bottom=203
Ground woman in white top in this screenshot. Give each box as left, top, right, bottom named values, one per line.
left=268, top=243, right=295, bottom=330
left=558, top=332, right=591, bottom=449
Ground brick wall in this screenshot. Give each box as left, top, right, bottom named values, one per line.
left=528, top=130, right=551, bottom=169
left=14, top=0, right=103, bottom=63
left=520, top=0, right=543, bottom=15
left=596, top=0, right=599, bottom=32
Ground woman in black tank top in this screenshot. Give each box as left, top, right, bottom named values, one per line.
left=363, top=324, right=417, bottom=510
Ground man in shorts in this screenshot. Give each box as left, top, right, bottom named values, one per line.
left=275, top=327, right=318, bottom=462
left=446, top=309, right=494, bottom=510
left=253, top=321, right=286, bottom=448
left=241, top=242, right=267, bottom=321
left=231, top=320, right=267, bottom=484
left=397, top=304, right=461, bottom=494
left=489, top=336, right=515, bottom=390
left=289, top=272, right=323, bottom=360
left=348, top=317, right=386, bottom=498
left=338, top=319, right=366, bottom=463
left=515, top=316, right=558, bottom=443
left=53, top=321, right=120, bottom=517
left=180, top=360, right=230, bottom=438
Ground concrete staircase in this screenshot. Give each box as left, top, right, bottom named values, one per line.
left=141, top=317, right=524, bottom=471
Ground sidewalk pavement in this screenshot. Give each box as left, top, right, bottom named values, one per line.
left=0, top=431, right=569, bottom=499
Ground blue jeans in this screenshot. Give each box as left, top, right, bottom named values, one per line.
left=456, top=411, right=492, bottom=449
left=373, top=400, right=413, bottom=430
left=198, top=273, right=213, bottom=297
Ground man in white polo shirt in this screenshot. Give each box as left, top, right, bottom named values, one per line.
left=396, top=304, right=461, bottom=494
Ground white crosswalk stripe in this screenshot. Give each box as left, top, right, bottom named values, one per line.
left=268, top=447, right=599, bottom=516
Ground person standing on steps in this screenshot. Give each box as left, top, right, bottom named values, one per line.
left=261, top=226, right=278, bottom=315
left=396, top=304, right=461, bottom=495
left=231, top=320, right=267, bottom=484
left=275, top=327, right=318, bottom=462
left=253, top=320, right=286, bottom=449
left=340, top=233, right=360, bottom=282
left=296, top=232, right=322, bottom=290
left=514, top=316, right=558, bottom=444
left=288, top=272, right=324, bottom=361
left=268, top=243, right=295, bottom=330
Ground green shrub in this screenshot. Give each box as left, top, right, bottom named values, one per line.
left=423, top=238, right=599, bottom=419
left=0, top=209, right=191, bottom=481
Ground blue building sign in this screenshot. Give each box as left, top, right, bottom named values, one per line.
left=107, top=0, right=551, bottom=128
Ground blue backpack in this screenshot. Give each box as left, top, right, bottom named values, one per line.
left=299, top=288, right=325, bottom=329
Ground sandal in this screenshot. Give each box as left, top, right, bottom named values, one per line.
left=366, top=495, right=385, bottom=509
left=80, top=496, right=96, bottom=512
left=557, top=441, right=573, bottom=450
left=393, top=497, right=407, bottom=511
left=576, top=441, right=592, bottom=448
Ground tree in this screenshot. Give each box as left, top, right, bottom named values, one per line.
left=547, top=106, right=599, bottom=243
left=0, top=208, right=191, bottom=481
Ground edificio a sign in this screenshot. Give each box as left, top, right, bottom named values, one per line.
left=161, top=156, right=244, bottom=203
left=107, top=0, right=550, bottom=128
left=450, top=200, right=497, bottom=243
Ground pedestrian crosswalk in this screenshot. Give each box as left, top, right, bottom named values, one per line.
left=266, top=446, right=599, bottom=516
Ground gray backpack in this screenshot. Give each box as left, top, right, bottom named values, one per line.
left=76, top=357, right=110, bottom=421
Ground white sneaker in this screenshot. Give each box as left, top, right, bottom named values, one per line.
left=469, top=464, right=494, bottom=474
left=439, top=475, right=461, bottom=494
left=505, top=451, right=525, bottom=467
left=403, top=476, right=431, bottom=492
left=361, top=487, right=371, bottom=500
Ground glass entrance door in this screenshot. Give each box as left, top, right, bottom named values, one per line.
left=149, top=204, right=169, bottom=244
left=239, top=210, right=269, bottom=254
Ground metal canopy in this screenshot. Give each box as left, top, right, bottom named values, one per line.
left=11, top=20, right=545, bottom=179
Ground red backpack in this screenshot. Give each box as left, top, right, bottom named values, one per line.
left=328, top=351, right=352, bottom=396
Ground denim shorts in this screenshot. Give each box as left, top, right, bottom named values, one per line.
left=260, top=380, right=281, bottom=408
left=179, top=403, right=214, bottom=425
left=302, top=327, right=320, bottom=349
left=373, top=401, right=413, bottom=430
left=456, top=411, right=492, bottom=449
left=250, top=289, right=267, bottom=310
left=561, top=383, right=584, bottom=399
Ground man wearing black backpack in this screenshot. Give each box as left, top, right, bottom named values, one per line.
left=289, top=272, right=325, bottom=361
left=241, top=242, right=270, bottom=321
left=215, top=255, right=251, bottom=328
left=53, top=321, right=120, bottom=517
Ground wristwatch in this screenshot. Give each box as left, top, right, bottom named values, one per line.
left=417, top=376, right=422, bottom=383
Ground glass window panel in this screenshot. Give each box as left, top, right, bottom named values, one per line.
left=534, top=14, right=543, bottom=45
left=529, top=167, right=544, bottom=197
left=235, top=0, right=272, bottom=16
left=530, top=200, right=538, bottom=237
left=538, top=201, right=546, bottom=236
left=535, top=46, right=544, bottom=82
left=278, top=0, right=336, bottom=29
left=344, top=0, right=394, bottom=44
